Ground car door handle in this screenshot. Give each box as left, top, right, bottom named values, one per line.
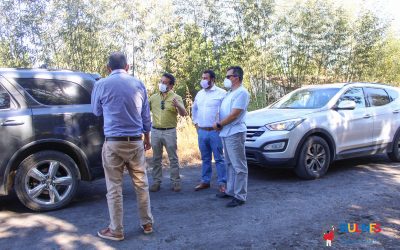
left=393, top=109, right=400, bottom=114
left=1, top=120, right=25, bottom=126
left=363, top=114, right=372, bottom=119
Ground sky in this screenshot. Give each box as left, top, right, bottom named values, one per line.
left=344, top=0, right=400, bottom=34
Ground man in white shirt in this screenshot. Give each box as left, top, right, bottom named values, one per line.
left=192, top=70, right=227, bottom=193
left=213, top=66, right=250, bottom=207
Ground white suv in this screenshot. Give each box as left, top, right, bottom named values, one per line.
left=245, top=83, right=400, bottom=179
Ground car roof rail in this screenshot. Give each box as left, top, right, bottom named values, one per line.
left=344, top=82, right=390, bottom=87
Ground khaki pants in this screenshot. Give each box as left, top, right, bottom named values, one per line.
left=102, top=140, right=153, bottom=233
left=150, top=128, right=180, bottom=184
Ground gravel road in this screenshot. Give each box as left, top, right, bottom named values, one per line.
left=0, top=155, right=399, bottom=249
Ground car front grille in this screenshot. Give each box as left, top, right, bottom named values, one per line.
left=246, top=126, right=265, bottom=142
left=245, top=151, right=257, bottom=160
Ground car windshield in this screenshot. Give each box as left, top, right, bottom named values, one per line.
left=271, top=88, right=341, bottom=109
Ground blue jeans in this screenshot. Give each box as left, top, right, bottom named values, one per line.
left=197, top=129, right=226, bottom=185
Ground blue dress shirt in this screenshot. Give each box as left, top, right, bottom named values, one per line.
left=91, top=69, right=151, bottom=137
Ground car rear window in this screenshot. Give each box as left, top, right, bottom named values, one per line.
left=16, top=78, right=91, bottom=105
left=365, top=87, right=391, bottom=107
left=0, top=84, right=11, bottom=109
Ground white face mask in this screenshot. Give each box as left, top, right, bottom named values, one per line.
left=223, top=78, right=232, bottom=89
left=200, top=80, right=209, bottom=89
left=158, top=82, right=168, bottom=93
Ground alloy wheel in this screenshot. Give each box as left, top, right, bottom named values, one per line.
left=305, top=143, right=327, bottom=173
left=24, top=160, right=73, bottom=205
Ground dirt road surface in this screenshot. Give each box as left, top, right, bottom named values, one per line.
left=0, top=155, right=399, bottom=249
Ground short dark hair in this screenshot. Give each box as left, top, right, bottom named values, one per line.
left=108, top=52, right=127, bottom=70
left=203, top=69, right=215, bottom=80
left=162, top=72, right=176, bottom=85
left=227, top=66, right=244, bottom=81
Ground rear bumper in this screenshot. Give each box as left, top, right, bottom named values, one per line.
left=245, top=147, right=296, bottom=168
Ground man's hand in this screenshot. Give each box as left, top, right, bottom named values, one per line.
left=143, top=133, right=151, bottom=151
left=172, top=98, right=179, bottom=108
left=173, top=97, right=188, bottom=116
left=213, top=122, right=221, bottom=131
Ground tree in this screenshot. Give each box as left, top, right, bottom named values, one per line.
left=346, top=10, right=387, bottom=82
left=0, top=0, right=48, bottom=67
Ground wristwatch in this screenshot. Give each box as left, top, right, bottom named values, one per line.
left=216, top=123, right=222, bottom=129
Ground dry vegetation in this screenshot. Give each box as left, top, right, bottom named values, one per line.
left=145, top=116, right=201, bottom=168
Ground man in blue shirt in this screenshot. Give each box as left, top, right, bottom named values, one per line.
left=92, top=52, right=153, bottom=241
left=213, top=66, right=250, bottom=207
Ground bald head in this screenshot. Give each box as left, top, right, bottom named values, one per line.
left=107, top=52, right=128, bottom=71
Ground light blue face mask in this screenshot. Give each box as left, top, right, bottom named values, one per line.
left=200, top=80, right=209, bottom=89
left=158, top=82, right=168, bottom=93
left=223, top=78, right=232, bottom=89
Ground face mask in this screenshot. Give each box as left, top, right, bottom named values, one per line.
left=200, top=80, right=209, bottom=89
left=158, top=82, right=168, bottom=93
left=223, top=78, right=232, bottom=89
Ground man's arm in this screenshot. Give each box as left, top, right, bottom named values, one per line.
left=143, top=132, right=151, bottom=151
left=220, top=109, right=243, bottom=126
left=91, top=82, right=103, bottom=116
left=213, top=90, right=249, bottom=130
left=173, top=96, right=187, bottom=116
left=141, top=86, right=152, bottom=133
left=213, top=109, right=243, bottom=130
left=192, top=96, right=198, bottom=127
left=141, top=85, right=152, bottom=150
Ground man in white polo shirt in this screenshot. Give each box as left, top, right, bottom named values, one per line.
left=213, top=66, right=250, bottom=207
left=192, top=69, right=227, bottom=193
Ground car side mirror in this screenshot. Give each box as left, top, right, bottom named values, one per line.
left=336, top=100, right=356, bottom=110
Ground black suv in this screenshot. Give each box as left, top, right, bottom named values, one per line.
left=0, top=68, right=104, bottom=211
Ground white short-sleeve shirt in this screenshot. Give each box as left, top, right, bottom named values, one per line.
left=219, top=85, right=250, bottom=137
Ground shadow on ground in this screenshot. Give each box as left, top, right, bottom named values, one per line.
left=0, top=154, right=399, bottom=249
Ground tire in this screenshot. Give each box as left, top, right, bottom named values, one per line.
left=14, top=150, right=79, bottom=211
left=295, top=136, right=331, bottom=180
left=388, top=131, right=400, bottom=162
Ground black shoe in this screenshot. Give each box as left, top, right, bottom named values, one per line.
left=216, top=192, right=232, bottom=199
left=226, top=198, right=245, bottom=207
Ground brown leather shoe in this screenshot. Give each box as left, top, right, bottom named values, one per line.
left=172, top=182, right=181, bottom=192
left=149, top=183, right=160, bottom=192
left=218, top=184, right=226, bottom=193
left=194, top=182, right=210, bottom=191
left=142, top=223, right=153, bottom=234
left=97, top=227, right=124, bottom=241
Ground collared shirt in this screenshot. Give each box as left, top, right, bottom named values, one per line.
left=91, top=69, right=151, bottom=137
left=219, top=85, right=250, bottom=138
left=192, top=85, right=226, bottom=127
left=149, top=91, right=184, bottom=128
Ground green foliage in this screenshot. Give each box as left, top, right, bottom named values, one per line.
left=0, top=0, right=399, bottom=109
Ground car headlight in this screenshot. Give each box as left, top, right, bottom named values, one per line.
left=265, top=118, right=305, bottom=131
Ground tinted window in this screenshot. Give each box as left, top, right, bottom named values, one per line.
left=386, top=88, right=399, bottom=101
left=365, top=88, right=390, bottom=107
left=0, top=84, right=11, bottom=109
left=337, top=88, right=366, bottom=108
left=16, top=78, right=91, bottom=105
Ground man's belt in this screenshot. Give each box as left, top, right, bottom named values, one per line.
left=152, top=127, right=175, bottom=130
left=198, top=127, right=214, bottom=131
left=105, top=136, right=142, bottom=141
